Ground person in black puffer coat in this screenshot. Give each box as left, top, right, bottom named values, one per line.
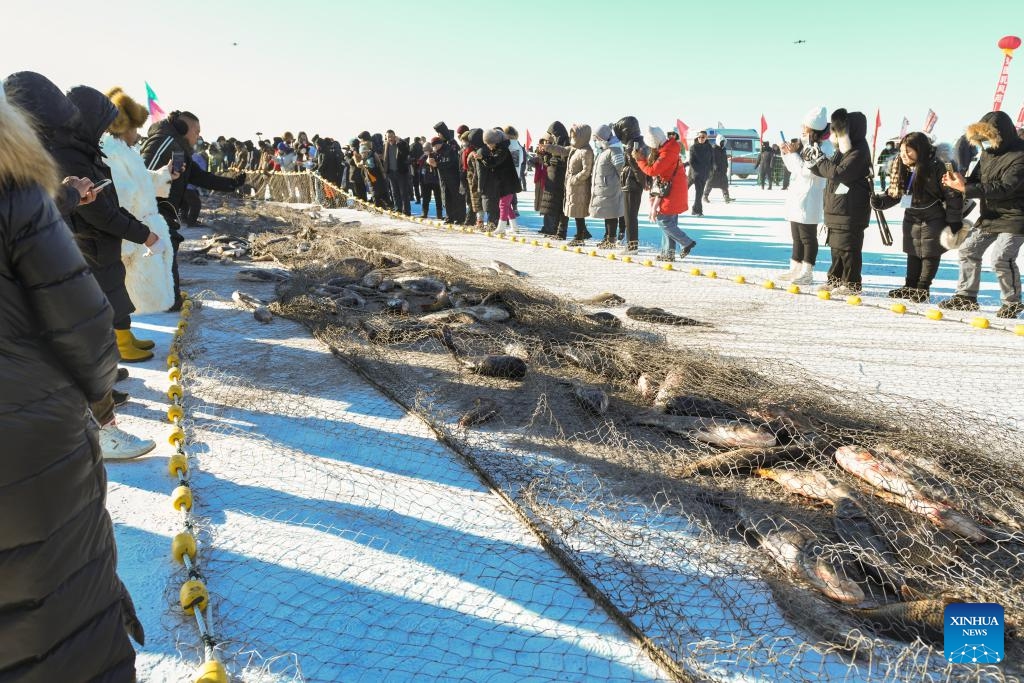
left=613, top=115, right=648, bottom=250
left=808, top=108, right=872, bottom=294
left=0, top=83, right=143, bottom=683
left=687, top=130, right=713, bottom=216
left=476, top=127, right=523, bottom=236
left=537, top=120, right=570, bottom=238
left=432, top=122, right=464, bottom=224
left=871, top=132, right=963, bottom=302
left=940, top=110, right=1024, bottom=319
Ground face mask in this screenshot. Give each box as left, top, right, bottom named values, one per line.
left=837, top=133, right=852, bottom=154
left=800, top=133, right=811, bottom=145
left=980, top=141, right=992, bottom=151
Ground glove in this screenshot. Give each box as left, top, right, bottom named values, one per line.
left=804, top=144, right=825, bottom=166
left=144, top=235, right=167, bottom=257
left=948, top=221, right=963, bottom=234
left=234, top=172, right=247, bottom=187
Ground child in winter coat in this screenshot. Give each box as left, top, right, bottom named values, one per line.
left=476, top=127, right=523, bottom=236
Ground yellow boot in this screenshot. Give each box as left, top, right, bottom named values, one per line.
left=116, top=329, right=154, bottom=363
left=129, top=330, right=155, bottom=350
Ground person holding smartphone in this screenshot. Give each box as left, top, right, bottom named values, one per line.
left=141, top=109, right=245, bottom=310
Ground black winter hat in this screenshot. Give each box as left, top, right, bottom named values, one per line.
left=830, top=109, right=849, bottom=136
left=613, top=116, right=642, bottom=144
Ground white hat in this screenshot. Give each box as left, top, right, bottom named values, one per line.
left=643, top=126, right=667, bottom=148
left=802, top=106, right=828, bottom=131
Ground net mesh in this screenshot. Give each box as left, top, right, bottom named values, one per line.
left=176, top=174, right=1024, bottom=682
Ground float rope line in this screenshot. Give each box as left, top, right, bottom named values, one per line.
left=249, top=170, right=1024, bottom=336
left=163, top=292, right=229, bottom=683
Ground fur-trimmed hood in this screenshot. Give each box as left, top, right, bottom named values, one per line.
left=105, top=87, right=148, bottom=136
left=2, top=71, right=79, bottom=135
left=570, top=124, right=592, bottom=149
left=547, top=121, right=569, bottom=146
left=66, top=86, right=117, bottom=147
left=967, top=111, right=1023, bottom=155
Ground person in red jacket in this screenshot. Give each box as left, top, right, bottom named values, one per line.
left=634, top=126, right=697, bottom=260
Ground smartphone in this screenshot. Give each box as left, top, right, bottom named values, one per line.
left=779, top=131, right=786, bottom=142
left=944, top=162, right=955, bottom=176
left=171, top=151, right=185, bottom=174
left=91, top=178, right=112, bottom=192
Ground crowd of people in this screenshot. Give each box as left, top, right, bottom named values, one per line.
left=2, top=63, right=1024, bottom=681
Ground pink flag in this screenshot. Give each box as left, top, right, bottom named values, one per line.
left=145, top=81, right=165, bottom=123
left=872, top=109, right=882, bottom=158
left=923, top=109, right=938, bottom=134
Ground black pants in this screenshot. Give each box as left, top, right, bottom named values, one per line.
left=704, top=183, right=731, bottom=201
left=790, top=222, right=819, bottom=264
left=441, top=181, right=464, bottom=223
left=387, top=171, right=411, bottom=215
left=546, top=212, right=570, bottom=238
left=159, top=203, right=185, bottom=306
left=601, top=218, right=618, bottom=242
left=617, top=186, right=642, bottom=249
left=351, top=175, right=367, bottom=201
left=181, top=188, right=202, bottom=226
left=691, top=175, right=707, bottom=214
left=826, top=229, right=866, bottom=287
left=482, top=195, right=499, bottom=226
left=905, top=254, right=940, bottom=289
left=782, top=169, right=791, bottom=190
left=573, top=217, right=591, bottom=240
left=412, top=173, right=421, bottom=203
left=421, top=184, right=442, bottom=217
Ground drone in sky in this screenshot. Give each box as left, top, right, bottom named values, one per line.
left=793, top=39, right=806, bottom=45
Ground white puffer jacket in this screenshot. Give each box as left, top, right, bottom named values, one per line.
left=781, top=140, right=834, bottom=224
left=100, top=134, right=175, bottom=313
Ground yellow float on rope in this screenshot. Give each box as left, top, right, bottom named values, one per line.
left=167, top=353, right=180, bottom=369
left=926, top=309, right=943, bottom=320
left=544, top=241, right=552, bottom=248
left=1015, top=324, right=1024, bottom=336
left=787, top=284, right=801, bottom=294
left=847, top=295, right=862, bottom=306
left=690, top=268, right=701, bottom=276
left=890, top=303, right=907, bottom=314
left=817, top=290, right=831, bottom=300
left=573, top=246, right=583, bottom=253
left=971, top=317, right=990, bottom=329
left=167, top=404, right=184, bottom=423
left=733, top=275, right=746, bottom=284
left=168, top=452, right=188, bottom=478
left=622, top=255, right=633, bottom=263
left=167, top=384, right=184, bottom=401
left=643, top=259, right=653, bottom=267
left=560, top=244, right=568, bottom=251
left=194, top=660, right=228, bottom=683
left=606, top=253, right=616, bottom=260
left=662, top=263, right=673, bottom=271
left=169, top=427, right=186, bottom=447
left=171, top=532, right=197, bottom=564
left=168, top=367, right=182, bottom=383
left=179, top=578, right=208, bottom=615
left=763, top=280, right=776, bottom=290
left=172, top=484, right=193, bottom=512
left=707, top=271, right=718, bottom=279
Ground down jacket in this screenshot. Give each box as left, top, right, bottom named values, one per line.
left=58, top=87, right=152, bottom=324
left=477, top=139, right=522, bottom=199
left=589, top=141, right=625, bottom=219
left=810, top=110, right=873, bottom=241
left=537, top=121, right=569, bottom=216
left=780, top=140, right=834, bottom=224
left=0, top=183, right=138, bottom=682
left=636, top=137, right=689, bottom=216
left=872, top=156, right=964, bottom=258
left=100, top=134, right=175, bottom=313
left=546, top=124, right=593, bottom=218
left=964, top=110, right=1024, bottom=235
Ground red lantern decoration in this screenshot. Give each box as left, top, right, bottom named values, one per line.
left=999, top=35, right=1022, bottom=56
left=994, top=36, right=1021, bottom=110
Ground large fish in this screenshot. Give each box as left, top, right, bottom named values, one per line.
left=554, top=344, right=616, bottom=376
left=738, top=507, right=865, bottom=605
left=437, top=326, right=527, bottom=380
left=458, top=397, right=499, bottom=428
left=420, top=305, right=510, bottom=323
left=578, top=292, right=625, bottom=306
left=634, top=412, right=777, bottom=448
left=851, top=598, right=951, bottom=643
left=868, top=488, right=988, bottom=543
left=670, top=445, right=805, bottom=478
left=626, top=306, right=702, bottom=326
left=489, top=260, right=527, bottom=278
left=394, top=276, right=446, bottom=294
left=832, top=497, right=908, bottom=598
left=652, top=370, right=687, bottom=410
left=756, top=468, right=856, bottom=505
left=571, top=383, right=609, bottom=415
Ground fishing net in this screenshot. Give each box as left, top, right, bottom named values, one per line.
left=185, top=175, right=1024, bottom=682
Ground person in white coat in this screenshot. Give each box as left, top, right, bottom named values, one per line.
left=777, top=106, right=833, bottom=285
left=589, top=124, right=625, bottom=247
left=100, top=87, right=177, bottom=316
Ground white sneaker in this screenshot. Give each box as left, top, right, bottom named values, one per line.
left=777, top=259, right=801, bottom=281
left=100, top=424, right=156, bottom=461
left=791, top=263, right=814, bottom=286
left=506, top=218, right=518, bottom=236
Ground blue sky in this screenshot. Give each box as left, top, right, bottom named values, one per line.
left=3, top=0, right=1022, bottom=149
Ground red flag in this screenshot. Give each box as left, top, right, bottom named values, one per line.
left=923, top=109, right=938, bottom=134
left=676, top=119, right=689, bottom=150
left=872, top=109, right=882, bottom=158
left=525, top=129, right=532, bottom=151
left=759, top=114, right=768, bottom=140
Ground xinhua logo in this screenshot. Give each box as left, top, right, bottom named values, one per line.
left=944, top=603, right=1004, bottom=664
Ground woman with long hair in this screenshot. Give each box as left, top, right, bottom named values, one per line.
left=872, top=131, right=964, bottom=302
left=0, top=81, right=143, bottom=682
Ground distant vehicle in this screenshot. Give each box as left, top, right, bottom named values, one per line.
left=705, top=128, right=761, bottom=179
